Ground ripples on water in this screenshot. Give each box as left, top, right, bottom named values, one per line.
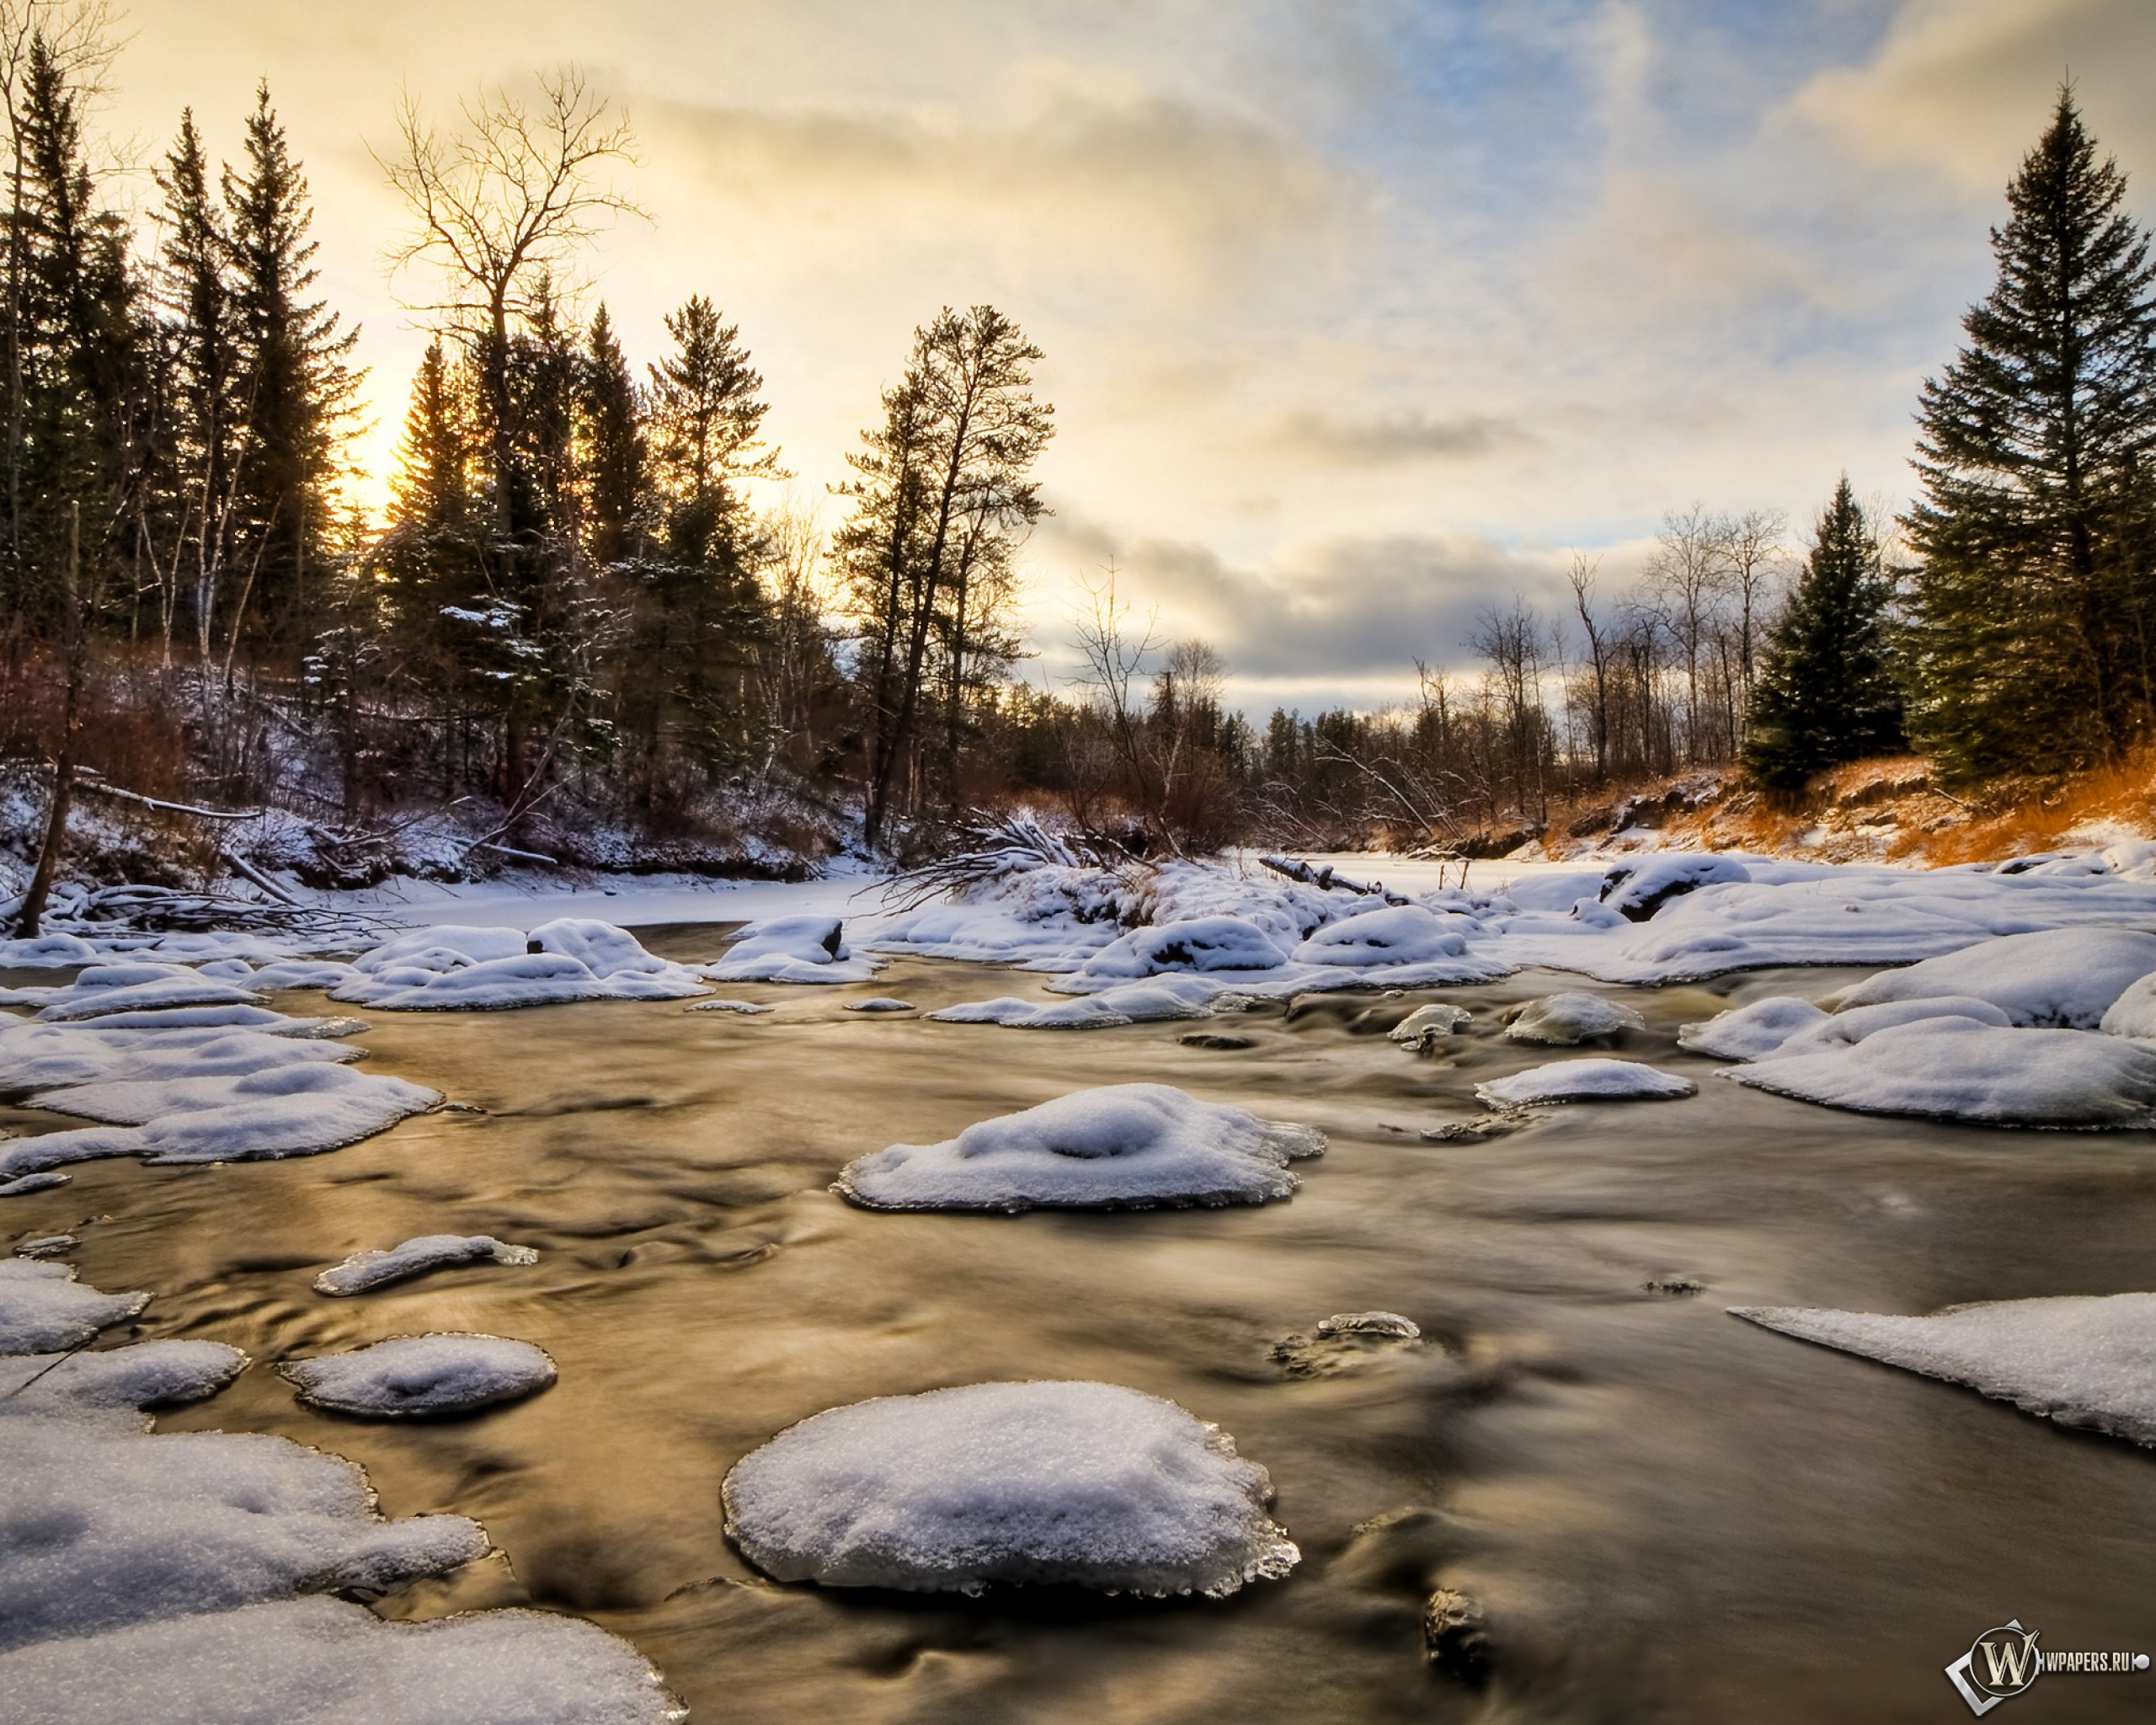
left=11, top=927, right=2156, bottom=1722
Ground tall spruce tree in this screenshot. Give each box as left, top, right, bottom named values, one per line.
left=222, top=83, right=357, bottom=662
left=1742, top=478, right=1902, bottom=790
left=1905, top=89, right=2156, bottom=781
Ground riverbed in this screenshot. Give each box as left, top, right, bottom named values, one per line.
left=10, top=933, right=2156, bottom=1722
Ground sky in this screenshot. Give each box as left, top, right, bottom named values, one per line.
left=100, top=0, right=2156, bottom=713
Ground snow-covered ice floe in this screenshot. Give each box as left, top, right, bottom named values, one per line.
left=842, top=997, right=915, bottom=1012
left=702, top=915, right=883, bottom=985
left=0, top=1268, right=679, bottom=1724
left=1504, top=991, right=1645, bottom=1044
left=1476, top=1058, right=1697, bottom=1108
left=0, top=1258, right=147, bottom=1352
left=313, top=1236, right=539, bottom=1296
left=1389, top=1002, right=1471, bottom=1049
left=686, top=997, right=772, bottom=1014
left=1818, top=927, right=2156, bottom=1027
left=834, top=1082, right=1325, bottom=1211
left=1732, top=1293, right=2156, bottom=1446
left=281, top=1334, right=557, bottom=1418
left=333, top=920, right=709, bottom=1011
left=865, top=849, right=2156, bottom=996
left=1726, top=1017, right=2156, bottom=1128
left=1, top=963, right=264, bottom=1022
left=722, top=1380, right=1298, bottom=1597
left=929, top=974, right=1226, bottom=1029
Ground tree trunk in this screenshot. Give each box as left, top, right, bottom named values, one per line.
left=17, top=504, right=83, bottom=937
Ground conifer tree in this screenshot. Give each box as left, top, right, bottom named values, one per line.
left=222, top=82, right=358, bottom=659
left=1905, top=89, right=2156, bottom=780
left=1742, top=478, right=1902, bottom=790
left=581, top=302, right=641, bottom=563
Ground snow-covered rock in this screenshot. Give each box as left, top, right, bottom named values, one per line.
left=1678, top=996, right=1829, bottom=1061
left=835, top=1082, right=1324, bottom=1211
left=686, top=997, right=772, bottom=1015
left=722, top=1381, right=1298, bottom=1596
left=1067, top=916, right=1291, bottom=984
left=1476, top=1058, right=1697, bottom=1108
left=0, top=1023, right=354, bottom=1094
left=312, top=1236, right=539, bottom=1297
left=703, top=915, right=883, bottom=985
left=1388, top=1002, right=1471, bottom=1048
left=1289, top=904, right=1476, bottom=976
left=842, top=997, right=914, bottom=1013
left=1757, top=995, right=2013, bottom=1060
left=0, top=1259, right=148, bottom=1353
left=1599, top=853, right=1751, bottom=919
left=0, top=1340, right=244, bottom=1414
left=1732, top=1292, right=2156, bottom=1446
left=0, top=933, right=99, bottom=969
left=1726, top=1016, right=2156, bottom=1128
left=280, top=1334, right=557, bottom=1418
left=1822, top=927, right=2156, bottom=1028
left=1504, top=991, right=1646, bottom=1044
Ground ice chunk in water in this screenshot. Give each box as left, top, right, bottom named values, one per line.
left=929, top=975, right=1224, bottom=1029
left=313, top=1236, right=539, bottom=1296
left=723, top=1380, right=1299, bottom=1596
left=835, top=1082, right=1325, bottom=1211
left=0, top=1594, right=686, bottom=1725
left=280, top=1333, right=557, bottom=1418
left=1824, top=927, right=2156, bottom=1028
left=1504, top=991, right=1645, bottom=1044
left=24, top=964, right=264, bottom=1023
left=0, top=1259, right=149, bottom=1353
left=1476, top=1058, right=1696, bottom=1108
left=686, top=997, right=772, bottom=1015
left=1732, top=1292, right=2156, bottom=1447
left=1726, top=1016, right=2156, bottom=1127
left=843, top=997, right=915, bottom=1012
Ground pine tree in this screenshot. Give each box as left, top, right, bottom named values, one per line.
left=580, top=302, right=642, bottom=564
left=222, top=82, right=358, bottom=659
left=1742, top=478, right=1903, bottom=790
left=152, top=109, right=239, bottom=659
left=1905, top=89, right=2156, bottom=781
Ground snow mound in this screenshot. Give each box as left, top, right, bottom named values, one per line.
left=2100, top=973, right=2156, bottom=1039
left=313, top=1236, right=540, bottom=1297
left=686, top=997, right=772, bottom=1015
left=1289, top=905, right=1467, bottom=969
left=0, top=1258, right=149, bottom=1353
left=246, top=959, right=361, bottom=991
left=722, top=1380, right=1298, bottom=1596
left=0, top=1595, right=686, bottom=1725
left=0, top=1340, right=246, bottom=1415
left=1726, top=1017, right=2156, bottom=1127
left=1823, top=927, right=2156, bottom=1028
left=1732, top=1292, right=2156, bottom=1446
left=1758, top=996, right=2014, bottom=1060
left=835, top=1082, right=1325, bottom=1211
left=0, top=1024, right=355, bottom=1094
left=1599, top=854, right=1750, bottom=919
left=1678, top=996, right=1828, bottom=1061
left=0, top=1172, right=67, bottom=1198
left=928, top=975, right=1225, bottom=1030
left=335, top=920, right=707, bottom=1010
left=0, top=933, right=99, bottom=968
left=1067, top=916, right=1290, bottom=982
left=843, top=997, right=915, bottom=1013
left=1476, top=1058, right=1697, bottom=1108
left=44, top=1004, right=367, bottom=1037
left=1504, top=991, right=1646, bottom=1044
left=281, top=1334, right=557, bottom=1418
left=704, top=915, right=883, bottom=985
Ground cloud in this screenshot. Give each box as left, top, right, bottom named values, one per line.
left=1793, top=0, right=2156, bottom=192
left=1267, top=408, right=1526, bottom=465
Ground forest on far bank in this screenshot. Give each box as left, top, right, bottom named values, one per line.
left=0, top=1, right=2151, bottom=912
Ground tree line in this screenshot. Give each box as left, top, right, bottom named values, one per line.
left=1, top=20, right=2150, bottom=910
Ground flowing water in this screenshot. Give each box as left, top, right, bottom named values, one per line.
left=11, top=930, right=2156, bottom=1722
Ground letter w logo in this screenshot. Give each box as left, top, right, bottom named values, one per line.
left=1983, top=1637, right=2036, bottom=1689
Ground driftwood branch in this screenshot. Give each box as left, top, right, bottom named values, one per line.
left=76, top=774, right=262, bottom=822
left=1257, top=853, right=1410, bottom=905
